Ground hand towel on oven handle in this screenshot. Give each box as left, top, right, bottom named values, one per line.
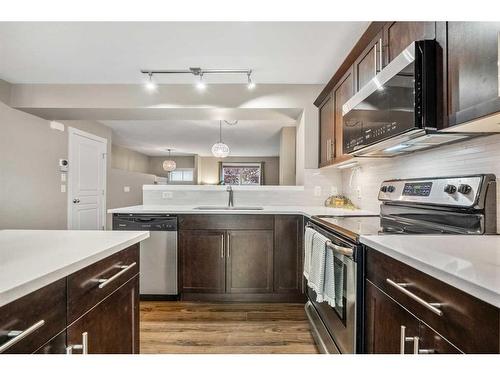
left=323, top=250, right=344, bottom=308
left=303, top=226, right=315, bottom=280
left=306, top=230, right=328, bottom=302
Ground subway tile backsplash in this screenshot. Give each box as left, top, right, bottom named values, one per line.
left=341, top=134, right=500, bottom=229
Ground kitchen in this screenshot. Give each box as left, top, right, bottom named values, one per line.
left=1, top=2, right=500, bottom=372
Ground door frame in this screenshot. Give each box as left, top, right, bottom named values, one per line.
left=67, top=127, right=108, bottom=230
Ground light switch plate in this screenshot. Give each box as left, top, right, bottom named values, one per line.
left=162, top=191, right=173, bottom=199
left=123, top=186, right=130, bottom=193
left=60, top=185, right=66, bottom=193
left=314, top=186, right=322, bottom=197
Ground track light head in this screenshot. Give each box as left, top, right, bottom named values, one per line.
left=247, top=72, right=256, bottom=90
left=196, top=73, right=206, bottom=91
left=145, top=73, right=158, bottom=92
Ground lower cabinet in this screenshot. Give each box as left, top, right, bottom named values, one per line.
left=365, top=281, right=459, bottom=354
left=178, top=215, right=304, bottom=301
left=0, top=244, right=140, bottom=355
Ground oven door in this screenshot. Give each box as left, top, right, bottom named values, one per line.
left=305, top=225, right=357, bottom=354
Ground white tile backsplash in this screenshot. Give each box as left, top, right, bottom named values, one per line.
left=341, top=134, right=500, bottom=229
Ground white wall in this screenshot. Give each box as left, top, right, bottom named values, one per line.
left=341, top=134, right=500, bottom=228
left=279, top=127, right=296, bottom=185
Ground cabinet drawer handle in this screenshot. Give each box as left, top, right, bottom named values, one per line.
left=400, top=325, right=419, bottom=354
left=221, top=234, right=224, bottom=258
left=66, top=332, right=88, bottom=354
left=97, top=262, right=137, bottom=289
left=379, top=38, right=383, bottom=71
left=0, top=320, right=45, bottom=353
left=387, top=278, right=443, bottom=316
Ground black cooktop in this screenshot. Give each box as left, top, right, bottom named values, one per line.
left=311, top=215, right=382, bottom=242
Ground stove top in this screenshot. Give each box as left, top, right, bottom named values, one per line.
left=311, top=216, right=382, bottom=242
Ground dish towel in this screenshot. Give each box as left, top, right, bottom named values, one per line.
left=303, top=227, right=316, bottom=281
left=307, top=231, right=328, bottom=302
left=323, top=249, right=345, bottom=308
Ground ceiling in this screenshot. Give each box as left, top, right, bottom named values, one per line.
left=105, top=120, right=293, bottom=157
left=0, top=22, right=369, bottom=84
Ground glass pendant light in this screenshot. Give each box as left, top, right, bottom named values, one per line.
left=211, top=120, right=230, bottom=158
left=162, top=149, right=177, bottom=172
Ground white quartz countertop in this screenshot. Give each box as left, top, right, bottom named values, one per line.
left=360, top=235, right=500, bottom=308
left=0, top=230, right=149, bottom=308
left=107, top=205, right=376, bottom=217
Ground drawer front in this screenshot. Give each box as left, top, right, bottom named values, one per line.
left=67, top=244, right=139, bottom=323
left=366, top=247, right=500, bottom=353
left=0, top=279, right=66, bottom=354
left=178, top=214, right=274, bottom=230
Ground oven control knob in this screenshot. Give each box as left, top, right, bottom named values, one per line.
left=458, top=184, right=472, bottom=195
left=444, top=184, right=457, bottom=194
left=387, top=185, right=396, bottom=193
left=380, top=186, right=388, bottom=193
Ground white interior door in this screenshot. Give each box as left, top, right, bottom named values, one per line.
left=68, top=128, right=107, bottom=230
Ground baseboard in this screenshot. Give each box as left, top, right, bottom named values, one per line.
left=140, top=294, right=180, bottom=301
left=181, top=293, right=306, bottom=303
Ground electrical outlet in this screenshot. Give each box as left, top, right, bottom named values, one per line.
left=60, top=185, right=66, bottom=193
left=314, top=186, right=322, bottom=197
left=123, top=186, right=130, bottom=193
left=356, top=186, right=362, bottom=199
left=61, top=173, right=66, bottom=182
left=162, top=191, right=173, bottom=199
left=330, top=186, right=338, bottom=195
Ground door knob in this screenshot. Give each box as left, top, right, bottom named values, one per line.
left=73, top=198, right=80, bottom=204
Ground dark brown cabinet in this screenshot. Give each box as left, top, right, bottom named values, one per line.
left=365, top=281, right=419, bottom=354
left=333, top=67, right=354, bottom=162
left=0, top=244, right=140, bottom=355
left=67, top=276, right=139, bottom=354
left=354, top=31, right=383, bottom=91
left=178, top=215, right=304, bottom=302
left=274, top=215, right=303, bottom=295
left=318, top=93, right=334, bottom=167
left=383, top=22, right=435, bottom=64
left=179, top=230, right=226, bottom=294
left=226, top=230, right=274, bottom=294
left=446, top=22, right=500, bottom=126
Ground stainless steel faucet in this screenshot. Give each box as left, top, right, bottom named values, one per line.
left=227, top=185, right=234, bottom=207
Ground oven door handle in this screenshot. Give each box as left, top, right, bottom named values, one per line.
left=326, top=241, right=354, bottom=257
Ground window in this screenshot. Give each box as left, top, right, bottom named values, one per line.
left=168, top=168, right=194, bottom=183
left=220, top=162, right=263, bottom=185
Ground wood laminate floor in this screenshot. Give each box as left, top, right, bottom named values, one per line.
left=140, top=301, right=319, bottom=354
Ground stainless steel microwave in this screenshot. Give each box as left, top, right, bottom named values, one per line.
left=342, top=40, right=474, bottom=157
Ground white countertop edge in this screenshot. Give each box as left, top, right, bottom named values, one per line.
left=360, top=236, right=500, bottom=309
left=143, top=184, right=305, bottom=191
left=0, top=231, right=149, bottom=308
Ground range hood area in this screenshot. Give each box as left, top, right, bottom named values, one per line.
left=341, top=40, right=489, bottom=158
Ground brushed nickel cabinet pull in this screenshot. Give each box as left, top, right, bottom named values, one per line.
left=221, top=234, right=224, bottom=258
left=66, top=332, right=88, bottom=354
left=387, top=278, right=443, bottom=316
left=400, top=325, right=419, bottom=354
left=379, top=38, right=383, bottom=71
left=0, top=320, right=45, bottom=353
left=98, top=262, right=136, bottom=289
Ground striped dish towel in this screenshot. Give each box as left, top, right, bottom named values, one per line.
left=323, top=250, right=345, bottom=308
left=307, top=231, right=328, bottom=302
left=303, top=226, right=316, bottom=280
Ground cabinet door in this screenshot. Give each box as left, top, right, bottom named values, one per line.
left=447, top=22, right=500, bottom=126
left=333, top=67, right=354, bottom=161
left=179, top=230, right=226, bottom=294
left=354, top=31, right=383, bottom=92
left=383, top=22, right=435, bottom=64
left=226, top=230, right=274, bottom=294
left=318, top=93, right=334, bottom=167
left=418, top=323, right=462, bottom=354
left=67, top=276, right=139, bottom=354
left=33, top=331, right=67, bottom=354
left=274, top=215, right=303, bottom=294
left=365, top=281, right=420, bottom=354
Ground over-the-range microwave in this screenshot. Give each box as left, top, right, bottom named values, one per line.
left=342, top=40, right=476, bottom=157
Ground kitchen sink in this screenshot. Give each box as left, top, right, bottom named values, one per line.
left=194, top=206, right=264, bottom=210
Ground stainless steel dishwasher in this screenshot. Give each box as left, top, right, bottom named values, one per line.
left=113, top=213, right=178, bottom=298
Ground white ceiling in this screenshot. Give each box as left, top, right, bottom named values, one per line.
left=105, top=120, right=293, bottom=157
left=0, top=22, right=369, bottom=84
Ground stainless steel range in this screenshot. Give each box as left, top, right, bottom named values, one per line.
left=304, top=174, right=497, bottom=354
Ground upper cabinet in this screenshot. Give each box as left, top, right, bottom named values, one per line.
left=383, top=22, right=436, bottom=64
left=446, top=22, right=500, bottom=127
left=316, top=21, right=500, bottom=168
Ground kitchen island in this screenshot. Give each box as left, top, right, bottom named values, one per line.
left=0, top=230, right=149, bottom=354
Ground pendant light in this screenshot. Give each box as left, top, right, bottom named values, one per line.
left=211, top=120, right=230, bottom=158
left=162, top=149, right=177, bottom=172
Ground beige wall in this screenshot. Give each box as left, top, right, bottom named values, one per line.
left=111, top=144, right=150, bottom=174
left=279, top=127, right=296, bottom=185
left=198, top=156, right=279, bottom=185
left=149, top=156, right=196, bottom=178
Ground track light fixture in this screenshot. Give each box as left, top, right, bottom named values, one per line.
left=140, top=68, right=254, bottom=91
left=145, top=72, right=158, bottom=92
